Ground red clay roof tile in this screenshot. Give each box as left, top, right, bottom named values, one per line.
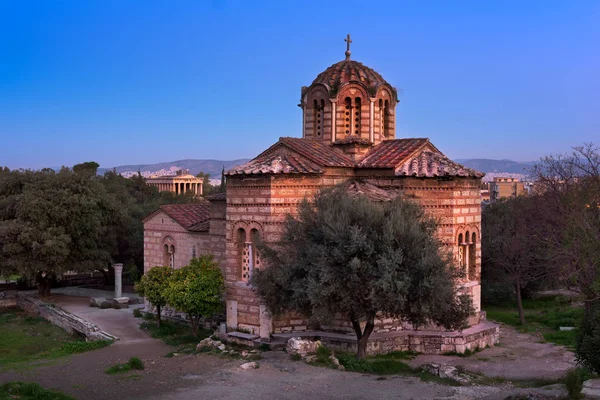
left=159, top=204, right=210, bottom=232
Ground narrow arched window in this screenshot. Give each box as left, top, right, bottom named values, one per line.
left=383, top=100, right=390, bottom=137
left=354, top=97, right=362, bottom=137
left=457, top=233, right=464, bottom=268
left=379, top=99, right=384, bottom=137
left=163, top=244, right=170, bottom=267
left=469, top=233, right=477, bottom=280
left=169, top=245, right=175, bottom=268
left=237, top=228, right=250, bottom=282
left=313, top=100, right=319, bottom=137
left=250, top=229, right=261, bottom=272
left=192, top=245, right=197, bottom=258
left=319, top=99, right=325, bottom=137
left=344, top=97, right=352, bottom=136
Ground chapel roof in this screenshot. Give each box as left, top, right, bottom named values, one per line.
left=227, top=137, right=483, bottom=178
left=227, top=137, right=354, bottom=175
left=144, top=203, right=210, bottom=232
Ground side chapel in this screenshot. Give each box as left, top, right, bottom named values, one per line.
left=143, top=36, right=499, bottom=353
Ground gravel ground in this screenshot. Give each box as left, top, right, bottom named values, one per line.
left=0, top=295, right=577, bottom=400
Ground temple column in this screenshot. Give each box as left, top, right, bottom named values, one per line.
left=113, top=263, right=123, bottom=298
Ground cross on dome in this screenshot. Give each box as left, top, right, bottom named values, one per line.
left=344, top=34, right=352, bottom=60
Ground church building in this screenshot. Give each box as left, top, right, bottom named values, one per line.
left=143, top=37, right=499, bottom=354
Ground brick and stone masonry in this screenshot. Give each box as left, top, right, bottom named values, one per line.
left=143, top=38, right=498, bottom=353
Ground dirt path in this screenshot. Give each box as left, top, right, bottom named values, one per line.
left=408, top=323, right=576, bottom=381
left=0, top=297, right=576, bottom=399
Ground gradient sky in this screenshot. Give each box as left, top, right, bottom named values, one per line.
left=1, top=1, right=599, bottom=170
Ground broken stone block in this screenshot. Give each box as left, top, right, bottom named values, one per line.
left=240, top=362, right=258, bottom=370
left=286, top=337, right=321, bottom=356
left=582, top=379, right=600, bottom=399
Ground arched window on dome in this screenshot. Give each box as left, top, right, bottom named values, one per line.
left=379, top=99, right=384, bottom=137
left=344, top=97, right=352, bottom=136
left=383, top=100, right=391, bottom=137
left=313, top=100, right=319, bottom=138
left=319, top=99, right=325, bottom=137
left=354, top=97, right=362, bottom=137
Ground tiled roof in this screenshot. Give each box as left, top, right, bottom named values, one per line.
left=227, top=137, right=483, bottom=179
left=358, top=139, right=431, bottom=168
left=227, top=137, right=354, bottom=176
left=205, top=192, right=226, bottom=201
left=312, top=60, right=389, bottom=92
left=396, top=151, right=484, bottom=178
left=344, top=181, right=402, bottom=202
left=159, top=204, right=210, bottom=232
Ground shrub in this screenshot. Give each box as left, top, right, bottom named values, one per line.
left=564, top=368, right=591, bottom=399
left=164, top=255, right=224, bottom=335
left=576, top=305, right=600, bottom=373
left=316, top=345, right=332, bottom=364
left=135, top=266, right=173, bottom=328
left=290, top=353, right=302, bottom=361
left=133, top=308, right=142, bottom=318
left=0, top=381, right=75, bottom=400
left=105, top=357, right=145, bottom=374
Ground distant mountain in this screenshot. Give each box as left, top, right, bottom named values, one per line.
left=454, top=159, right=535, bottom=174
left=99, top=157, right=534, bottom=179
left=101, top=159, right=251, bottom=178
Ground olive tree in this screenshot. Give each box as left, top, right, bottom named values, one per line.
left=253, top=186, right=473, bottom=359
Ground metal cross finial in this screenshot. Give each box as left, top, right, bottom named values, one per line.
left=344, top=34, right=352, bottom=60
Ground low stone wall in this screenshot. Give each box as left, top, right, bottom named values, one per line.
left=0, top=296, right=17, bottom=308
left=274, top=321, right=500, bottom=356
left=16, top=293, right=116, bottom=342
left=323, top=322, right=499, bottom=355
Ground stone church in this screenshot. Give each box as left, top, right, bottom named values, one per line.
left=144, top=37, right=499, bottom=354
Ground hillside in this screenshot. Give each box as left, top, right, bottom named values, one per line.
left=101, top=158, right=251, bottom=177
left=454, top=159, right=535, bottom=174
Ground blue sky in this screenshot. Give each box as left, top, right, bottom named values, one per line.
left=0, top=1, right=598, bottom=169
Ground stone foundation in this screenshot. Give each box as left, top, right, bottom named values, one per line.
left=273, top=321, right=500, bottom=356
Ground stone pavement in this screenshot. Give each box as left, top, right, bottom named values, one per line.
left=47, top=294, right=149, bottom=344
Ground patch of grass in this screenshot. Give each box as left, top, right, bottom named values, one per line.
left=483, top=294, right=583, bottom=349
left=258, top=343, right=271, bottom=352
left=369, top=350, right=418, bottom=360
left=140, top=320, right=211, bottom=347
left=290, top=353, right=302, bottom=361
left=0, top=307, right=111, bottom=371
left=563, top=367, right=592, bottom=399
left=133, top=308, right=142, bottom=318
left=315, top=345, right=332, bottom=364
left=105, top=357, right=145, bottom=375
left=0, top=381, right=75, bottom=400
left=337, top=352, right=413, bottom=375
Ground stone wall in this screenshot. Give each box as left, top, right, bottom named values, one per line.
left=225, top=171, right=484, bottom=336
left=321, top=323, right=500, bottom=356
left=16, top=293, right=115, bottom=341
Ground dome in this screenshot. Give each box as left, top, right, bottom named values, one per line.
left=311, top=59, right=390, bottom=95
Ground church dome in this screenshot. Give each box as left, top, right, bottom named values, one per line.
left=311, top=59, right=389, bottom=95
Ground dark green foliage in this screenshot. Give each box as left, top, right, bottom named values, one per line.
left=576, top=304, right=600, bottom=373
left=0, top=382, right=76, bottom=400
left=105, top=357, right=144, bottom=374
left=315, top=345, right=331, bottom=364
left=290, top=353, right=302, bottom=361
left=164, top=255, right=225, bottom=335
left=0, top=164, right=200, bottom=294
left=140, top=320, right=211, bottom=346
left=337, top=352, right=414, bottom=375
left=563, top=368, right=592, bottom=399
left=253, top=186, right=472, bottom=359
left=133, top=308, right=142, bottom=318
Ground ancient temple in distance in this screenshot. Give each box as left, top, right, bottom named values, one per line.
left=143, top=36, right=499, bottom=354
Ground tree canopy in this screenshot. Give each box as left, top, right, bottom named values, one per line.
left=164, top=255, right=225, bottom=335
left=253, top=186, right=472, bottom=359
left=0, top=163, right=200, bottom=295
left=134, top=266, right=173, bottom=327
